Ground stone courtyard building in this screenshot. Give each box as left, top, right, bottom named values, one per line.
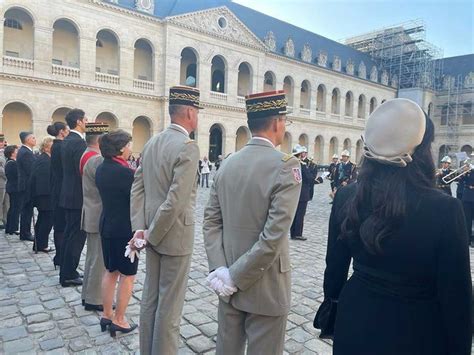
left=0, top=0, right=471, bottom=163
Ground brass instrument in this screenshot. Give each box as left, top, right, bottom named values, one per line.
left=442, top=159, right=473, bottom=184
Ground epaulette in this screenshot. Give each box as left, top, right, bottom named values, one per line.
left=185, top=139, right=195, bottom=144
left=282, top=154, right=294, bottom=162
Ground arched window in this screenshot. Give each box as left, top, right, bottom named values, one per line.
left=237, top=62, right=252, bottom=96
left=356, top=139, right=364, bottom=164
left=235, top=126, right=250, bottom=151
left=427, top=102, right=433, bottom=117
left=264, top=71, right=276, bottom=91
left=132, top=116, right=152, bottom=154
left=3, top=8, right=34, bottom=60
left=300, top=80, right=311, bottom=109
left=283, top=76, right=294, bottom=107
left=331, top=88, right=340, bottom=114
left=2, top=102, right=33, bottom=144
left=52, top=19, right=80, bottom=68
left=134, top=39, right=154, bottom=81
left=298, top=133, right=308, bottom=148
left=358, top=94, right=366, bottom=118
left=96, top=112, right=118, bottom=129
left=51, top=107, right=71, bottom=123
left=180, top=47, right=198, bottom=87
left=369, top=97, right=377, bottom=115
left=316, top=84, right=326, bottom=112
left=209, top=124, right=225, bottom=161
left=96, top=29, right=120, bottom=75
left=211, top=56, right=226, bottom=93
left=314, top=135, right=324, bottom=163
left=345, top=91, right=353, bottom=116
left=329, top=137, right=338, bottom=161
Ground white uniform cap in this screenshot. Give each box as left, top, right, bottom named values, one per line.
left=292, top=144, right=307, bottom=155
left=332, top=154, right=339, bottom=159
left=441, top=156, right=452, bottom=163
left=362, top=98, right=425, bottom=168
left=341, top=150, right=350, bottom=157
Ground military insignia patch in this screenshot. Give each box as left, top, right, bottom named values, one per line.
left=292, top=167, right=302, bottom=183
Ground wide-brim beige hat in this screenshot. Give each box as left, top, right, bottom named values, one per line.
left=362, top=98, right=425, bottom=167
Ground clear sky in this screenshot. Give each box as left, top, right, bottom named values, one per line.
left=233, top=0, right=473, bottom=58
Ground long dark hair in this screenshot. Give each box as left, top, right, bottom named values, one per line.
left=340, top=114, right=436, bottom=254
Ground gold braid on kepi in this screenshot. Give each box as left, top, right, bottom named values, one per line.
left=85, top=122, right=109, bottom=135
left=245, top=90, right=289, bottom=120
left=169, top=85, right=203, bottom=109
left=0, top=133, right=4, bottom=143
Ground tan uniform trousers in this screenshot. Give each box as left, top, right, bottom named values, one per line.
left=0, top=188, right=9, bottom=225
left=81, top=233, right=104, bottom=305
left=140, top=247, right=192, bottom=355
left=216, top=300, right=288, bottom=355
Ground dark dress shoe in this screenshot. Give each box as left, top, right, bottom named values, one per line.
left=84, top=303, right=104, bottom=312
left=61, top=278, right=83, bottom=287
left=36, top=247, right=55, bottom=253
left=100, top=318, right=112, bottom=332
left=109, top=322, right=138, bottom=337
left=20, top=235, right=34, bottom=241
left=291, top=236, right=307, bottom=241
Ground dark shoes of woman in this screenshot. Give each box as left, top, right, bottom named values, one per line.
left=109, top=322, right=138, bottom=337
left=100, top=318, right=112, bottom=332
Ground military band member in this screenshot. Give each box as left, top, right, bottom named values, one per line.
left=436, top=156, right=454, bottom=195
left=203, top=90, right=302, bottom=355
left=334, top=150, right=357, bottom=190
left=130, top=86, right=201, bottom=355
left=80, top=123, right=108, bottom=311
left=328, top=154, right=339, bottom=192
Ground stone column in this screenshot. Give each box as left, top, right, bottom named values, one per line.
left=79, top=36, right=97, bottom=85
left=33, top=25, right=53, bottom=78
left=120, top=47, right=134, bottom=89
left=199, top=61, right=212, bottom=102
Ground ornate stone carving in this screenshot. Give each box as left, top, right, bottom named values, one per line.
left=346, top=59, right=354, bottom=75
left=301, top=43, right=312, bottom=63
left=264, top=31, right=277, bottom=51
left=381, top=70, right=388, bottom=85
left=464, top=72, right=474, bottom=88
left=284, top=37, right=295, bottom=57
left=358, top=62, right=366, bottom=79
left=317, top=51, right=327, bottom=67
left=370, top=66, right=378, bottom=82
left=332, top=56, right=341, bottom=71
left=135, top=0, right=154, bottom=14
left=391, top=74, right=398, bottom=88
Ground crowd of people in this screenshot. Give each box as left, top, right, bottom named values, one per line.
left=1, top=84, right=472, bottom=354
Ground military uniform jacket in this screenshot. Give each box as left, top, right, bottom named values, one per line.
left=59, top=131, right=87, bottom=210
left=300, top=161, right=317, bottom=202
left=130, top=125, right=200, bottom=256
left=81, top=150, right=104, bottom=234
left=203, top=138, right=302, bottom=317
left=0, top=150, right=6, bottom=186
left=334, top=161, right=357, bottom=188
left=461, top=169, right=474, bottom=202
left=436, top=168, right=454, bottom=195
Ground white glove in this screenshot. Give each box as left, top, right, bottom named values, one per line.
left=124, top=245, right=137, bottom=263
left=124, top=238, right=147, bottom=263
left=206, top=267, right=238, bottom=297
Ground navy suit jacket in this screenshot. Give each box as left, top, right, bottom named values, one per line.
left=16, top=145, right=35, bottom=192
left=5, top=159, right=18, bottom=194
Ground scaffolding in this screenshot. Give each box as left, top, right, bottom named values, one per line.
left=343, top=19, right=443, bottom=90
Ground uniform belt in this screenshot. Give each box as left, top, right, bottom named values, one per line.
left=353, top=262, right=435, bottom=301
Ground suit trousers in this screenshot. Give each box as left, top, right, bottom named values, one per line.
left=60, top=209, right=86, bottom=282
left=140, top=248, right=192, bottom=355
left=216, top=300, right=288, bottom=355
left=19, top=192, right=33, bottom=238
left=463, top=201, right=473, bottom=241
left=33, top=210, right=53, bottom=250
left=0, top=187, right=8, bottom=225
left=6, top=192, right=20, bottom=234
left=81, top=233, right=105, bottom=305
left=290, top=201, right=308, bottom=238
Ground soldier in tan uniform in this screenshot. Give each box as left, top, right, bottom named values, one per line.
left=130, top=86, right=201, bottom=355
left=80, top=123, right=108, bottom=311
left=203, top=90, right=302, bottom=355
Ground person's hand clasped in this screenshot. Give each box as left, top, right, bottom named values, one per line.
left=125, top=231, right=148, bottom=263
left=206, top=266, right=238, bottom=297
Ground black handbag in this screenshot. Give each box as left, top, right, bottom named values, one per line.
left=313, top=298, right=338, bottom=340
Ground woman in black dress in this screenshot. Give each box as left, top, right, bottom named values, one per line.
left=5, top=145, right=20, bottom=235
left=47, top=122, right=69, bottom=267
left=95, top=130, right=137, bottom=337
left=318, top=99, right=471, bottom=354
left=30, top=137, right=54, bottom=252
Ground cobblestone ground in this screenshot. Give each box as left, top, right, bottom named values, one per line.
left=1, top=178, right=473, bottom=354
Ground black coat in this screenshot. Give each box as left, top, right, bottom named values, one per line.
left=436, top=168, right=453, bottom=195
left=16, top=145, right=35, bottom=192
left=461, top=169, right=474, bottom=202
left=5, top=159, right=18, bottom=194
left=334, top=161, right=357, bottom=188
left=50, top=139, right=64, bottom=209
left=322, top=183, right=472, bottom=355
left=29, top=153, right=52, bottom=211
left=299, top=162, right=317, bottom=202
left=95, top=158, right=134, bottom=240
left=59, top=132, right=87, bottom=210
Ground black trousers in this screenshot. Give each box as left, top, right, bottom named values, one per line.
left=6, top=192, right=20, bottom=234
left=201, top=173, right=209, bottom=188
left=290, top=201, right=308, bottom=238
left=60, top=209, right=86, bottom=282
left=463, top=201, right=473, bottom=241
left=52, top=206, right=66, bottom=266
left=33, top=210, right=53, bottom=251
left=19, top=191, right=33, bottom=238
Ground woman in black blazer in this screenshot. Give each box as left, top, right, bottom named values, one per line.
left=48, top=122, right=69, bottom=266
left=30, top=137, right=54, bottom=252
left=95, top=130, right=137, bottom=337
left=318, top=99, right=471, bottom=354
left=5, top=145, right=20, bottom=235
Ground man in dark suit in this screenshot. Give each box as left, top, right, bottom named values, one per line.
left=17, top=131, right=36, bottom=241
left=59, top=109, right=88, bottom=287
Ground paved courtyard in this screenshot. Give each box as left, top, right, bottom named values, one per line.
left=0, top=178, right=472, bottom=354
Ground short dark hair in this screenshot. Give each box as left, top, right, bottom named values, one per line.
left=247, top=115, right=277, bottom=133
left=65, top=109, right=85, bottom=129
left=47, top=121, right=67, bottom=137
left=4, top=145, right=17, bottom=159
left=99, top=130, right=132, bottom=159
left=86, top=134, right=100, bottom=146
